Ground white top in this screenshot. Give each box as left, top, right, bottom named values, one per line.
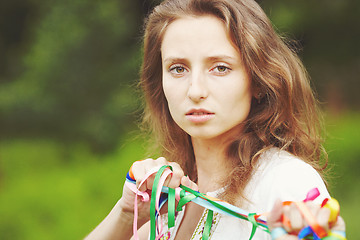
left=157, top=147, right=330, bottom=240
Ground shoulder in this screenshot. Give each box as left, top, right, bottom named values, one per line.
left=245, top=147, right=330, bottom=211
left=257, top=147, right=323, bottom=181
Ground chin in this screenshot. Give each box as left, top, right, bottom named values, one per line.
left=190, top=133, right=218, bottom=140
left=187, top=125, right=243, bottom=143
left=186, top=129, right=226, bottom=140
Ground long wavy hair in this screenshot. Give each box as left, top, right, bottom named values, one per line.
left=139, top=0, right=327, bottom=203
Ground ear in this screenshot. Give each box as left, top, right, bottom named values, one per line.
left=252, top=83, right=265, bottom=104
left=252, top=85, right=262, bottom=101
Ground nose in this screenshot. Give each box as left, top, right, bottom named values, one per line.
left=187, top=71, right=208, bottom=102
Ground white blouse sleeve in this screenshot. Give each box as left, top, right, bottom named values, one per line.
left=248, top=148, right=330, bottom=213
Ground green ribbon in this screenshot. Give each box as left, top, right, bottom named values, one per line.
left=180, top=185, right=267, bottom=239
left=149, top=167, right=269, bottom=240
left=180, top=185, right=269, bottom=232
left=168, top=187, right=176, bottom=228
left=176, top=194, right=197, bottom=211
left=203, top=210, right=214, bottom=240
left=131, top=166, right=344, bottom=240
left=248, top=213, right=259, bottom=240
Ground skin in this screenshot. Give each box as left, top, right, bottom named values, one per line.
left=161, top=15, right=253, bottom=194
left=161, top=16, right=254, bottom=239
left=84, top=15, right=345, bottom=240
left=162, top=16, right=252, bottom=142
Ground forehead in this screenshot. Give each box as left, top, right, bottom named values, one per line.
left=161, top=15, right=239, bottom=59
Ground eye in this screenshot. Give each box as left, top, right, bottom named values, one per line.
left=169, top=64, right=188, bottom=75
left=216, top=66, right=228, bottom=72
left=211, top=64, right=231, bottom=75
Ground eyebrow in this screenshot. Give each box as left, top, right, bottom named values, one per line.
left=163, top=55, right=238, bottom=65
left=163, top=57, right=187, bottom=64
left=206, top=55, right=238, bottom=63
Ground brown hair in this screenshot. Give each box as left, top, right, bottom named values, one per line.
left=139, top=0, right=327, bottom=203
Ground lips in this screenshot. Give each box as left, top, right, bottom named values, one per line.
left=186, top=108, right=214, bottom=115
left=185, top=108, right=215, bottom=123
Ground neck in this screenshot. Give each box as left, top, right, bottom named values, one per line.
left=191, top=136, right=233, bottom=193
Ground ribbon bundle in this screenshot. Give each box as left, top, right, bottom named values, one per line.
left=125, top=165, right=345, bottom=240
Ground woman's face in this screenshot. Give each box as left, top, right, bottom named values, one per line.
left=161, top=15, right=252, bottom=141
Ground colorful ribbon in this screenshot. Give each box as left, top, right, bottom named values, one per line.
left=125, top=164, right=344, bottom=240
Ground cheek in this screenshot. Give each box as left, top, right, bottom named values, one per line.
left=162, top=76, right=172, bottom=101
left=163, top=77, right=188, bottom=105
left=222, top=83, right=252, bottom=115
left=162, top=79, right=181, bottom=116
left=163, top=80, right=174, bottom=105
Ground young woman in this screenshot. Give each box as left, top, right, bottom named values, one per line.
left=85, top=0, right=345, bottom=239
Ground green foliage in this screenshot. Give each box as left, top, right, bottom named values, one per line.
left=1, top=0, right=359, bottom=152
left=0, top=113, right=359, bottom=239
left=0, top=0, right=147, bottom=151
left=324, top=113, right=360, bottom=239
left=0, top=132, right=145, bottom=239
left=0, top=0, right=359, bottom=238
left=260, top=0, right=360, bottom=108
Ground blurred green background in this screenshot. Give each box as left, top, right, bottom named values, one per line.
left=0, top=0, right=359, bottom=239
